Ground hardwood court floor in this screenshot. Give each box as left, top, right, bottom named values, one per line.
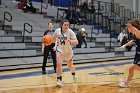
left=0, top=59, right=140, bottom=93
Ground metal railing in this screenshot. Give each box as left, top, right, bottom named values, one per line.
left=53, top=0, right=140, bottom=51
left=40, top=0, right=48, bottom=14
left=90, top=26, right=99, bottom=42
left=2, top=12, right=12, bottom=30
left=56, top=7, right=68, bottom=22
left=22, top=23, right=33, bottom=42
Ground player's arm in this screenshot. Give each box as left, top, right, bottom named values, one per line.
left=53, top=31, right=57, bottom=51
left=69, top=39, right=78, bottom=45
left=120, top=40, right=134, bottom=49
left=68, top=30, right=78, bottom=45
left=127, top=23, right=140, bottom=39
left=54, top=36, right=57, bottom=47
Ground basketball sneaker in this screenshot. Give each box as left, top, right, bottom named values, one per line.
left=57, top=79, right=62, bottom=87
left=73, top=75, right=78, bottom=83
left=119, top=80, right=128, bottom=88
left=42, top=70, right=48, bottom=74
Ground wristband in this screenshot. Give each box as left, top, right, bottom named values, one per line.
left=122, top=45, right=126, bottom=48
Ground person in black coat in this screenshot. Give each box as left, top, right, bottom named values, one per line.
left=22, top=0, right=37, bottom=13
left=76, top=31, right=83, bottom=48
left=76, top=28, right=87, bottom=48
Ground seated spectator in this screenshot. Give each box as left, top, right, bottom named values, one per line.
left=65, top=8, right=77, bottom=24
left=74, top=8, right=84, bottom=25
left=81, top=28, right=88, bottom=48
left=17, top=0, right=25, bottom=9
left=80, top=1, right=88, bottom=12
left=65, top=8, right=84, bottom=25
left=88, top=3, right=95, bottom=14
left=22, top=0, right=37, bottom=13
left=76, top=28, right=87, bottom=48
left=122, top=34, right=132, bottom=51
left=117, top=29, right=125, bottom=44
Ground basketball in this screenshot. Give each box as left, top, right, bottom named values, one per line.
left=42, top=35, right=53, bottom=46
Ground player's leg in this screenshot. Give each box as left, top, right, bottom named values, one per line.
left=66, top=50, right=75, bottom=73
left=56, top=52, right=64, bottom=87
left=67, top=59, right=76, bottom=73
left=127, top=64, right=138, bottom=82
left=119, top=54, right=140, bottom=88
left=42, top=46, right=49, bottom=74
left=127, top=54, right=140, bottom=82
left=67, top=59, right=78, bottom=82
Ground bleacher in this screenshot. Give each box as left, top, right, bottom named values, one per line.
left=0, top=0, right=137, bottom=70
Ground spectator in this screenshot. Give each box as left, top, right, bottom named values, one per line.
left=76, top=29, right=83, bottom=48
left=17, top=0, right=25, bottom=9
left=117, top=29, right=125, bottom=44
left=65, top=8, right=84, bottom=25
left=65, top=8, right=76, bottom=24
left=122, top=34, right=132, bottom=51
left=89, top=3, right=95, bottom=14
left=81, top=28, right=87, bottom=48
left=76, top=28, right=87, bottom=48
left=22, top=0, right=37, bottom=13
left=74, top=8, right=84, bottom=25
left=80, top=1, right=88, bottom=12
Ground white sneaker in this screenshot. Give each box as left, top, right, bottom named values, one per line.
left=73, top=75, right=78, bottom=82
left=119, top=80, right=128, bottom=88
left=57, top=79, right=62, bottom=87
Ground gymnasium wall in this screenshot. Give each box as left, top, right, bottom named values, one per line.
left=82, top=0, right=133, bottom=12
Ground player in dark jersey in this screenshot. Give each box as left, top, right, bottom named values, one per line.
left=118, top=19, right=140, bottom=88
left=42, top=22, right=57, bottom=74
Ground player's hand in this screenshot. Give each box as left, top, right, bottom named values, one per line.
left=53, top=47, right=56, bottom=51
left=117, top=45, right=126, bottom=50
left=67, top=39, right=72, bottom=43
left=67, top=34, right=71, bottom=43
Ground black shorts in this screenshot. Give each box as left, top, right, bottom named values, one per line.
left=134, top=52, right=140, bottom=66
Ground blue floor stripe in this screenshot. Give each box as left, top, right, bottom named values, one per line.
left=0, top=61, right=132, bottom=80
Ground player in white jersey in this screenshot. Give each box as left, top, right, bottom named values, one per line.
left=53, top=19, right=78, bottom=87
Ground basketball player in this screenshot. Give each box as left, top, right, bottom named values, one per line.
left=118, top=19, right=140, bottom=88
left=53, top=19, right=78, bottom=87
left=42, top=22, right=57, bottom=74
